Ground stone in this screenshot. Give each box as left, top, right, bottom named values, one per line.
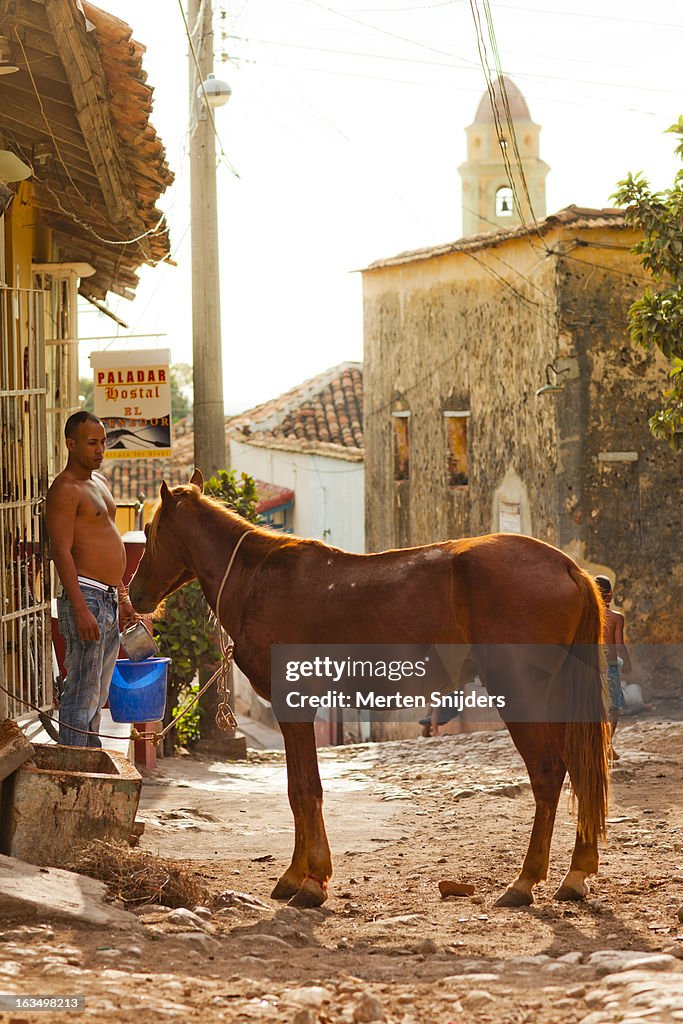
left=352, top=993, right=385, bottom=1022
left=557, top=952, right=584, bottom=964
left=213, top=889, right=271, bottom=911
left=586, top=950, right=679, bottom=976
left=0, top=855, right=139, bottom=930
left=166, top=907, right=209, bottom=931
left=439, top=880, right=475, bottom=898
left=462, top=990, right=496, bottom=1008
left=192, top=906, right=213, bottom=919
left=285, top=986, right=332, bottom=1008
left=678, top=905, right=683, bottom=924
left=0, top=719, right=34, bottom=782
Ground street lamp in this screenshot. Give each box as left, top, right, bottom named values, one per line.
left=198, top=73, right=231, bottom=109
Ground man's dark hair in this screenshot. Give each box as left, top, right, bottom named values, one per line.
left=64, top=410, right=103, bottom=440
left=594, top=575, right=613, bottom=598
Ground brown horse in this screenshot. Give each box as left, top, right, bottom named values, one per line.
left=130, top=470, right=610, bottom=910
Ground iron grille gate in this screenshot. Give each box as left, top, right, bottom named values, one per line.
left=0, top=285, right=51, bottom=719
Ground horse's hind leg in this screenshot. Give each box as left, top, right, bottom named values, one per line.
left=554, top=830, right=597, bottom=901
left=496, top=724, right=566, bottom=908
left=271, top=721, right=332, bottom=908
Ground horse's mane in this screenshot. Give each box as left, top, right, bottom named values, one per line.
left=146, top=484, right=292, bottom=556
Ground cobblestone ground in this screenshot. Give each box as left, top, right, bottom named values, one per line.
left=1, top=718, right=682, bottom=1023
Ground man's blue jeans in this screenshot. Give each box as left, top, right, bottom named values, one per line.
left=57, top=587, right=119, bottom=747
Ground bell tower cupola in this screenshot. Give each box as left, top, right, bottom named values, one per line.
left=459, top=77, right=549, bottom=236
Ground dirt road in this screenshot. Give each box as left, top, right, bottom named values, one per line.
left=1, top=718, right=682, bottom=1023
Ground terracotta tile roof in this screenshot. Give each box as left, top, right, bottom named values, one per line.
left=103, top=362, right=364, bottom=501
left=230, top=362, right=364, bottom=460
left=1, top=0, right=172, bottom=301
left=363, top=206, right=628, bottom=271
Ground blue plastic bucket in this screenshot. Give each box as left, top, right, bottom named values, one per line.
left=109, top=657, right=170, bottom=723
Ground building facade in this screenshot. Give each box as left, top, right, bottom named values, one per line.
left=362, top=207, right=682, bottom=660
left=0, top=0, right=172, bottom=718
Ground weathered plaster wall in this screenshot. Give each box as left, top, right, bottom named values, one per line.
left=364, top=224, right=681, bottom=655
left=363, top=237, right=562, bottom=555
left=556, top=243, right=683, bottom=645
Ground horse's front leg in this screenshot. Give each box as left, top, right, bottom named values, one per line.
left=271, top=720, right=332, bottom=908
left=496, top=724, right=566, bottom=907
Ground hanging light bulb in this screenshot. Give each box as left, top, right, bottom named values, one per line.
left=0, top=35, right=19, bottom=75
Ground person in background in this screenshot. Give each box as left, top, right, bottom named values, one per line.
left=594, top=575, right=632, bottom=758
left=46, top=411, right=136, bottom=746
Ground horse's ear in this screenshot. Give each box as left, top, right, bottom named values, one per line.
left=160, top=480, right=171, bottom=503
left=189, top=468, right=204, bottom=492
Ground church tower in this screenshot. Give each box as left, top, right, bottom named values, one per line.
left=459, top=77, right=549, bottom=237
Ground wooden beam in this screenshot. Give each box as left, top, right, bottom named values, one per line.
left=43, top=0, right=145, bottom=231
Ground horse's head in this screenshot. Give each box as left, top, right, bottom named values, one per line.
left=129, top=469, right=204, bottom=614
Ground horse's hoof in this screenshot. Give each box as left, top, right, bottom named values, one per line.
left=287, top=878, right=328, bottom=909
left=554, top=883, right=587, bottom=902
left=495, top=886, right=533, bottom=908
left=271, top=877, right=301, bottom=901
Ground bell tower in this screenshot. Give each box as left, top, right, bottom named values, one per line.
left=459, top=77, right=549, bottom=237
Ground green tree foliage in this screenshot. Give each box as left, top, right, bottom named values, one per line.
left=79, top=377, right=94, bottom=412
left=614, top=118, right=683, bottom=448
left=153, top=470, right=260, bottom=750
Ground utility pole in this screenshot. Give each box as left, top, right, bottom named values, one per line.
left=188, top=0, right=226, bottom=478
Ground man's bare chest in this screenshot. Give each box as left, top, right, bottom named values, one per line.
left=77, top=482, right=116, bottom=524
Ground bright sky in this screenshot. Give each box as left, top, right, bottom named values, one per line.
left=79, top=0, right=682, bottom=413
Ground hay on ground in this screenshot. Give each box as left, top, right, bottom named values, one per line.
left=69, top=840, right=210, bottom=909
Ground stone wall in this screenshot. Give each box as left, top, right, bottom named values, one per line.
left=363, top=223, right=682, bottom=663
left=363, top=236, right=562, bottom=554
left=556, top=247, right=683, bottom=648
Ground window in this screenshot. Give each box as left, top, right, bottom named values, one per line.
left=495, top=186, right=514, bottom=217
left=392, top=411, right=410, bottom=481
left=444, top=412, right=469, bottom=486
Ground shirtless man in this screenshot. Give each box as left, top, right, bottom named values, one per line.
left=46, top=411, right=135, bottom=746
left=594, top=575, right=632, bottom=745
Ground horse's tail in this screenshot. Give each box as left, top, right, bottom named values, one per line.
left=561, top=564, right=610, bottom=845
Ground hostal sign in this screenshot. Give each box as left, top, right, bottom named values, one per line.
left=90, top=349, right=172, bottom=459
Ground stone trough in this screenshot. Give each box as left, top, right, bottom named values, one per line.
left=0, top=744, right=142, bottom=867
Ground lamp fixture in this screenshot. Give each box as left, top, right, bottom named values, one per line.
left=197, top=72, right=231, bottom=109
left=0, top=35, right=18, bottom=75
left=0, top=150, right=32, bottom=184
left=535, top=363, right=570, bottom=398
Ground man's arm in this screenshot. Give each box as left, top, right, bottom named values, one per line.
left=614, top=613, right=632, bottom=675
left=46, top=481, right=101, bottom=642
left=116, top=582, right=138, bottom=629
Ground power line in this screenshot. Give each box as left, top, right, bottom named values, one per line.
left=492, top=2, right=683, bottom=29
left=230, top=32, right=681, bottom=99
left=177, top=0, right=240, bottom=177
left=300, top=0, right=481, bottom=67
